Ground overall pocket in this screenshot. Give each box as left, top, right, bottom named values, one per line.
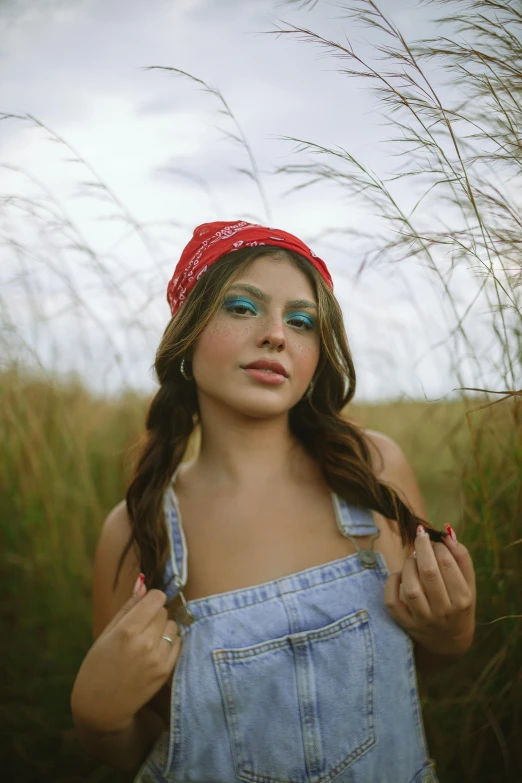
left=212, top=608, right=376, bottom=783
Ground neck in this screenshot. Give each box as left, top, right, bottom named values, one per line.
left=190, top=401, right=316, bottom=491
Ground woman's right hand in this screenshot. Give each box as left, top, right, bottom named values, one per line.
left=71, top=576, right=181, bottom=734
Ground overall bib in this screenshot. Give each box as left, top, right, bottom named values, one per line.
left=134, top=466, right=440, bottom=783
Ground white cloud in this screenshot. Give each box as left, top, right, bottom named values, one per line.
left=0, top=0, right=503, bottom=401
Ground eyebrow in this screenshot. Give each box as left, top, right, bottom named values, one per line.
left=226, top=283, right=317, bottom=311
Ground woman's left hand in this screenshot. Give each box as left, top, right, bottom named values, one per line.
left=384, top=525, right=476, bottom=656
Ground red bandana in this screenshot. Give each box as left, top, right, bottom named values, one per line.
left=166, top=220, right=333, bottom=316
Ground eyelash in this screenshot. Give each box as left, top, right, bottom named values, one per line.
left=224, top=300, right=315, bottom=331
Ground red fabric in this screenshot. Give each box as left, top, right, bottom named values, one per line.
left=166, top=220, right=333, bottom=316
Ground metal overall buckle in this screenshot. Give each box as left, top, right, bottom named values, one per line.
left=355, top=528, right=381, bottom=568
left=172, top=582, right=195, bottom=627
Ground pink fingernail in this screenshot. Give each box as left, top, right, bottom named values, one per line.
left=416, top=524, right=427, bottom=537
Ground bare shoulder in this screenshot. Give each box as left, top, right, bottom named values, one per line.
left=362, top=429, right=421, bottom=503
left=361, top=429, right=402, bottom=477
left=361, top=428, right=427, bottom=555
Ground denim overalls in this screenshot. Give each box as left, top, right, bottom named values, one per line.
left=134, top=466, right=440, bottom=783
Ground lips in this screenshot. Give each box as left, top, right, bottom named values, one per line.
left=243, top=360, right=288, bottom=377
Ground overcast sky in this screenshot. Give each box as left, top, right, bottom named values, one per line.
left=0, top=0, right=503, bottom=402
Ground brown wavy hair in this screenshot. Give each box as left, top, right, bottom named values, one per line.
left=116, top=245, right=433, bottom=602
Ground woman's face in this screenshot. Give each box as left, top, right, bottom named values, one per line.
left=190, top=253, right=321, bottom=419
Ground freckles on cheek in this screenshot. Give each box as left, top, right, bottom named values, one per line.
left=198, top=322, right=245, bottom=366
left=293, top=342, right=319, bottom=382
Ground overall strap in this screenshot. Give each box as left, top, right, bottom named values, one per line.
left=163, top=465, right=194, bottom=625
left=331, top=492, right=381, bottom=569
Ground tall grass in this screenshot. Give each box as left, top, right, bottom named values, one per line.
left=272, top=0, right=521, bottom=392
left=270, top=2, right=522, bottom=779
left=3, top=366, right=515, bottom=782
left=0, top=1, right=521, bottom=781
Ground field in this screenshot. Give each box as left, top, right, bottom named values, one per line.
left=1, top=1, right=521, bottom=780
left=1, top=365, right=520, bottom=782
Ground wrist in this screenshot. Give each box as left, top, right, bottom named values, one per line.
left=73, top=710, right=155, bottom=773
left=72, top=705, right=134, bottom=737
left=414, top=632, right=473, bottom=659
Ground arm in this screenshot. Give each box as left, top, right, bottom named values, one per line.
left=364, top=430, right=474, bottom=677
left=73, top=704, right=166, bottom=773
left=73, top=502, right=168, bottom=770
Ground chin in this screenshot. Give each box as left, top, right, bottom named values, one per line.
left=236, top=398, right=294, bottom=418
left=218, top=389, right=296, bottom=418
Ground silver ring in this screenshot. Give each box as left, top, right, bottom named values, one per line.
left=161, top=635, right=174, bottom=646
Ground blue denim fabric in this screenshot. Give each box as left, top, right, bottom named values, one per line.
left=134, top=467, right=440, bottom=783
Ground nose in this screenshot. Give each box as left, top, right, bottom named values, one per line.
left=258, top=312, right=286, bottom=351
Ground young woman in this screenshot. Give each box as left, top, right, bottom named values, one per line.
left=71, top=220, right=476, bottom=783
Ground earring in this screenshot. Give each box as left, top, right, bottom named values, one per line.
left=305, top=382, right=314, bottom=399
left=180, top=358, right=193, bottom=381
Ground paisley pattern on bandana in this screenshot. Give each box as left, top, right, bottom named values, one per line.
left=166, top=220, right=332, bottom=316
